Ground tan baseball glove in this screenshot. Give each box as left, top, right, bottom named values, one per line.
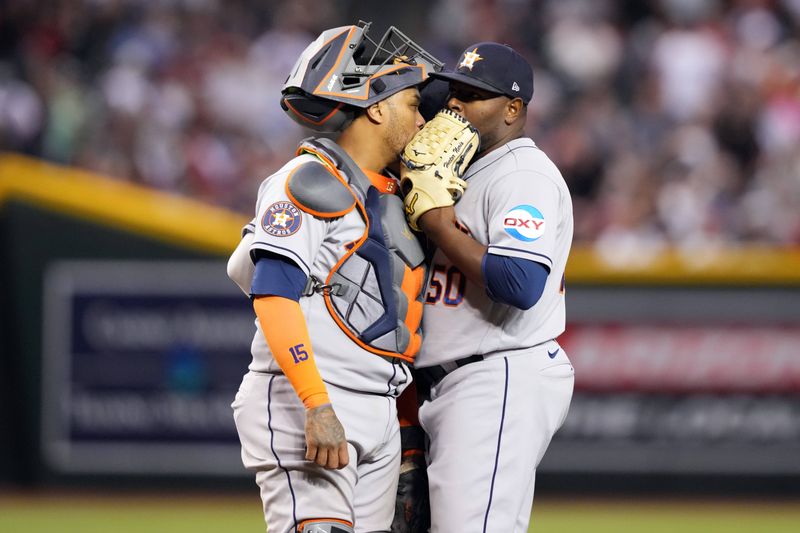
left=400, top=109, right=480, bottom=231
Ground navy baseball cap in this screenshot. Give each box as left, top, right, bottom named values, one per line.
left=431, top=42, right=533, bottom=104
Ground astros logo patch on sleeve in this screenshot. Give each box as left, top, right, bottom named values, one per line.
left=262, top=201, right=302, bottom=237
left=502, top=204, right=545, bottom=242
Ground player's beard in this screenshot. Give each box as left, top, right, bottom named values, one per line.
left=383, top=101, right=414, bottom=158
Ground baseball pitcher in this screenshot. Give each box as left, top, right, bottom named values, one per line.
left=399, top=42, right=576, bottom=532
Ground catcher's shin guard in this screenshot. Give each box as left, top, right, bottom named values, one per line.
left=297, top=519, right=354, bottom=533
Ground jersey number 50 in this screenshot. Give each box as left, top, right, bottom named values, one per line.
left=425, top=264, right=466, bottom=306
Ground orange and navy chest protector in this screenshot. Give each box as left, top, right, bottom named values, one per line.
left=287, top=137, right=428, bottom=363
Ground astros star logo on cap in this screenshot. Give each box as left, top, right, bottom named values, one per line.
left=458, top=48, right=483, bottom=71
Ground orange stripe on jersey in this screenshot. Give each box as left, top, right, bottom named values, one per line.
left=253, top=296, right=330, bottom=409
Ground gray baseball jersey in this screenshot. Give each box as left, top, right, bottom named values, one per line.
left=417, top=137, right=573, bottom=367
left=246, top=153, right=411, bottom=395
left=416, top=137, right=575, bottom=532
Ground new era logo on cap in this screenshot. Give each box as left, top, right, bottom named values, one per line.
left=433, top=42, right=534, bottom=104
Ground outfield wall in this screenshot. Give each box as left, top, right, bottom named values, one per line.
left=1, top=154, right=799, bottom=489
left=0, top=155, right=244, bottom=484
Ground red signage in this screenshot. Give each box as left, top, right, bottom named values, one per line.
left=560, top=325, right=800, bottom=393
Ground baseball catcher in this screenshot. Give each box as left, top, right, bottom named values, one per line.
left=228, top=20, right=447, bottom=533
left=400, top=108, right=480, bottom=231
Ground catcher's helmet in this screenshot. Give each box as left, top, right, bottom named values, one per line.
left=280, top=21, right=443, bottom=132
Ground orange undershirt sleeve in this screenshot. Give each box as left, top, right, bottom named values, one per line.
left=253, top=296, right=330, bottom=409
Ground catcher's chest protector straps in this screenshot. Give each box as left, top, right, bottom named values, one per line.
left=296, top=137, right=427, bottom=363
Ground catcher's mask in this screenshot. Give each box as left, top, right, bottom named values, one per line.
left=280, top=21, right=443, bottom=132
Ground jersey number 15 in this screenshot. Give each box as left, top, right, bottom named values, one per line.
left=289, top=343, right=309, bottom=363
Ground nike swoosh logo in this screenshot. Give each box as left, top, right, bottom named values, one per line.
left=547, top=348, right=560, bottom=359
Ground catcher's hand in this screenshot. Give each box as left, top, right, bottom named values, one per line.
left=400, top=108, right=480, bottom=231
left=390, top=451, right=430, bottom=533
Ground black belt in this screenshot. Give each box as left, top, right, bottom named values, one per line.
left=416, top=354, right=486, bottom=397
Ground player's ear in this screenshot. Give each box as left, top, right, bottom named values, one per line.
left=365, top=101, right=385, bottom=125
left=504, top=97, right=524, bottom=125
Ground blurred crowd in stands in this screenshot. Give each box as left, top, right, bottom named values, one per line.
left=1, top=0, right=799, bottom=249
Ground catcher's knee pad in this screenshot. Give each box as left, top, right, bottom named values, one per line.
left=296, top=519, right=353, bottom=533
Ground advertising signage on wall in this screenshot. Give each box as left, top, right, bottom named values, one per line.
left=40, top=261, right=800, bottom=477
left=42, top=261, right=254, bottom=475
left=544, top=323, right=800, bottom=474
left=563, top=324, right=800, bottom=393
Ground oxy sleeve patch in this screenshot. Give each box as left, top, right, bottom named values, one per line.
left=502, top=204, right=545, bottom=242
left=261, top=201, right=303, bottom=237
